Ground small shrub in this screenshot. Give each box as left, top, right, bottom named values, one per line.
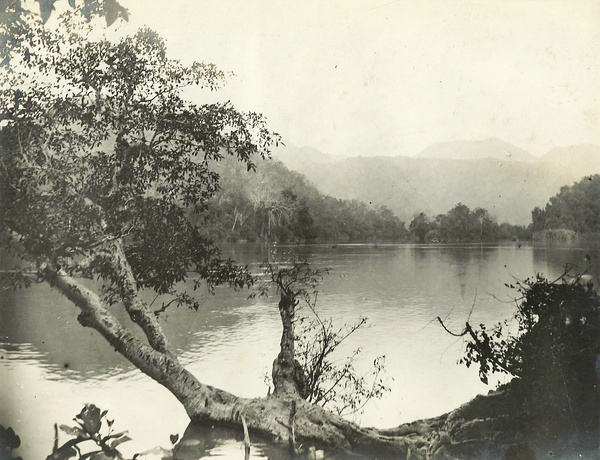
left=442, top=272, right=600, bottom=431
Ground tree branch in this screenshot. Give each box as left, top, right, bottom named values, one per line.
left=68, top=197, right=174, bottom=356
left=437, top=317, right=513, bottom=375
left=107, top=239, right=174, bottom=356
left=41, top=267, right=227, bottom=410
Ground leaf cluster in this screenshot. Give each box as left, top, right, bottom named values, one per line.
left=457, top=272, right=600, bottom=389
left=1, top=0, right=128, bottom=69
left=1, top=11, right=277, bottom=306
left=0, top=424, right=22, bottom=460
left=48, top=404, right=131, bottom=460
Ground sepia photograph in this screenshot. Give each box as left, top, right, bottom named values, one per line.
left=1, top=1, right=599, bottom=459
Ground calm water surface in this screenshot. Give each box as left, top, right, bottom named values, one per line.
left=1, top=242, right=599, bottom=459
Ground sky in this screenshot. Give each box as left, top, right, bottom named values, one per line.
left=117, top=0, right=599, bottom=158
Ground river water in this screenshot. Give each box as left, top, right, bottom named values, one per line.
left=1, top=242, right=599, bottom=459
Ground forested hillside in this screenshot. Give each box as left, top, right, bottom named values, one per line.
left=531, top=175, right=600, bottom=235
left=198, top=157, right=408, bottom=242
left=196, top=147, right=600, bottom=244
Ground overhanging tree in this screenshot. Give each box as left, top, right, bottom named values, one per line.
left=0, top=5, right=427, bottom=457
left=1, top=0, right=285, bottom=438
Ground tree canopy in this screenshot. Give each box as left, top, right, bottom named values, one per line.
left=531, top=175, right=600, bottom=235
left=0, top=9, right=278, bottom=301
left=408, top=203, right=530, bottom=243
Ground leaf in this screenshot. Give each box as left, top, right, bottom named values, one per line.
left=0, top=0, right=21, bottom=13
left=59, top=424, right=84, bottom=438
left=119, top=4, right=128, bottom=21
left=0, top=426, right=21, bottom=449
left=109, top=434, right=132, bottom=449
left=80, top=450, right=111, bottom=460
left=81, top=0, right=97, bottom=20
left=35, top=0, right=56, bottom=23
left=103, top=0, right=128, bottom=26
left=47, top=445, right=78, bottom=460
left=77, top=404, right=102, bottom=434
left=102, top=430, right=127, bottom=441
left=68, top=0, right=75, bottom=7
left=170, top=433, right=179, bottom=445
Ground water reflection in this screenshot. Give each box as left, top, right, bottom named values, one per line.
left=0, top=280, right=278, bottom=377
left=174, top=423, right=354, bottom=460
left=173, top=424, right=282, bottom=460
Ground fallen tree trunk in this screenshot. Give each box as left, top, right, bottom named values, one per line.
left=43, top=266, right=435, bottom=458
left=183, top=380, right=599, bottom=460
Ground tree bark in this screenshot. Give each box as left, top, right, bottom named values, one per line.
left=43, top=268, right=231, bottom=412
left=108, top=239, right=173, bottom=355
left=271, top=291, right=308, bottom=399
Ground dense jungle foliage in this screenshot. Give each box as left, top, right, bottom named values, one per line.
left=408, top=203, right=531, bottom=243
left=197, top=157, right=409, bottom=243
left=531, top=175, right=600, bottom=236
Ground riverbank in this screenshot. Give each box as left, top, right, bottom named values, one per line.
left=394, top=378, right=598, bottom=460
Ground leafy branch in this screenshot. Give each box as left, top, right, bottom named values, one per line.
left=47, top=404, right=131, bottom=460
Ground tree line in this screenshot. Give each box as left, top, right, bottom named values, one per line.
left=198, top=158, right=543, bottom=245
left=206, top=164, right=600, bottom=245
left=408, top=204, right=531, bottom=243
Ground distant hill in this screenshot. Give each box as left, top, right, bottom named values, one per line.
left=274, top=141, right=600, bottom=226
left=416, top=137, right=537, bottom=163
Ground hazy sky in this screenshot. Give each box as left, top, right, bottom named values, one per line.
left=119, top=0, right=599, bottom=158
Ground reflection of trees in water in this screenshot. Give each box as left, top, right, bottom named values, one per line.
left=412, top=245, right=499, bottom=300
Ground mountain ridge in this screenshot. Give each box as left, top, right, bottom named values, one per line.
left=416, top=137, right=537, bottom=163
left=272, top=140, right=600, bottom=225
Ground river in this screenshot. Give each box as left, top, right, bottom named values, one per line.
left=1, top=242, right=599, bottom=459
